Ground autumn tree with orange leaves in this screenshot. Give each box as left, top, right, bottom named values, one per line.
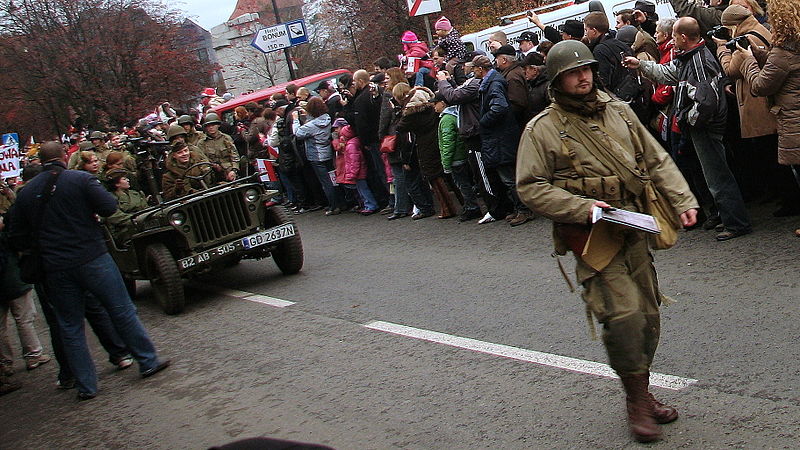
left=0, top=0, right=218, bottom=139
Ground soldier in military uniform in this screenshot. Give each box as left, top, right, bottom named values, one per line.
left=196, top=112, right=238, bottom=183
left=178, top=115, right=205, bottom=147
left=162, top=141, right=213, bottom=200
left=166, top=124, right=202, bottom=154
left=88, top=131, right=112, bottom=164
left=516, top=41, right=699, bottom=443
left=67, top=140, right=97, bottom=169
left=103, top=169, right=149, bottom=243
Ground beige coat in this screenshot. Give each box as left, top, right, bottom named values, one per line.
left=716, top=16, right=776, bottom=138
left=742, top=42, right=800, bottom=165
left=516, top=92, right=698, bottom=257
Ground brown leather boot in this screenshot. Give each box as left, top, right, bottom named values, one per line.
left=620, top=374, right=662, bottom=443
left=648, top=391, right=679, bottom=424
left=430, top=177, right=455, bottom=219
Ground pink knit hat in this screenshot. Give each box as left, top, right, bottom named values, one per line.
left=435, top=16, right=452, bottom=31
left=401, top=30, right=419, bottom=43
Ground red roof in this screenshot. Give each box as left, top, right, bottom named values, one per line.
left=228, top=0, right=303, bottom=22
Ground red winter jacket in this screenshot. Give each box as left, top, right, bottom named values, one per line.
left=651, top=39, right=676, bottom=106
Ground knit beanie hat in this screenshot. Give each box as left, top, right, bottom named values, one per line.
left=721, top=4, right=752, bottom=26
left=401, top=31, right=419, bottom=43
left=435, top=16, right=452, bottom=31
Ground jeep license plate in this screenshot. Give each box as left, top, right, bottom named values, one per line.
left=241, top=223, right=295, bottom=250
left=177, top=223, right=295, bottom=271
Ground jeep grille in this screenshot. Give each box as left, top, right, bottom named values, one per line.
left=186, top=191, right=253, bottom=244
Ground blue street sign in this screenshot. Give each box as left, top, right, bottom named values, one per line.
left=2, top=133, right=18, bottom=148
left=286, top=19, right=308, bottom=47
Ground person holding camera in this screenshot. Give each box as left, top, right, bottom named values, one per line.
left=739, top=0, right=800, bottom=232
left=713, top=5, right=795, bottom=214
left=625, top=17, right=752, bottom=241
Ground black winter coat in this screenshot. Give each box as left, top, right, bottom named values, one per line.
left=353, top=86, right=382, bottom=146
left=477, top=69, right=519, bottom=168
left=397, top=104, right=443, bottom=179
left=436, top=78, right=481, bottom=138
left=589, top=33, right=639, bottom=101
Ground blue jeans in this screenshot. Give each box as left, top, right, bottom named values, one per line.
left=390, top=163, right=410, bottom=214
left=46, top=253, right=160, bottom=395
left=450, top=161, right=479, bottom=212
left=414, top=68, right=430, bottom=87
left=687, top=128, right=751, bottom=232
left=309, top=159, right=343, bottom=210
left=355, top=179, right=378, bottom=210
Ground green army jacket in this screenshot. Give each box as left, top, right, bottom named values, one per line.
left=516, top=91, right=698, bottom=228
left=197, top=132, right=238, bottom=173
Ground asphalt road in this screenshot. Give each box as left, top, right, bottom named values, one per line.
left=2, top=202, right=799, bottom=449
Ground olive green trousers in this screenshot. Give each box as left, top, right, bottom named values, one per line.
left=576, top=230, right=661, bottom=375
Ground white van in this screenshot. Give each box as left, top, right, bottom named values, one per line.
left=460, top=0, right=677, bottom=54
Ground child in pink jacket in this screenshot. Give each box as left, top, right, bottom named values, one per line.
left=401, top=31, right=434, bottom=87
left=336, top=124, right=379, bottom=214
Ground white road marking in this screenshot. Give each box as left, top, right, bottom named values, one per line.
left=202, top=286, right=697, bottom=389
left=243, top=294, right=295, bottom=308
left=193, top=284, right=295, bottom=308
left=364, top=320, right=698, bottom=391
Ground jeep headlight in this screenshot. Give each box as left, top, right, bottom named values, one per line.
left=244, top=188, right=259, bottom=202
left=169, top=211, right=186, bottom=226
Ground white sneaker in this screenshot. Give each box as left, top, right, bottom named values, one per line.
left=477, top=212, right=497, bottom=224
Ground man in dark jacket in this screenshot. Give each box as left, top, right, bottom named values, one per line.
left=584, top=12, right=643, bottom=103
left=521, top=52, right=550, bottom=117
left=470, top=55, right=532, bottom=226
left=7, top=142, right=170, bottom=400
left=352, top=69, right=389, bottom=208
left=494, top=45, right=533, bottom=129
left=627, top=17, right=751, bottom=240
left=670, top=0, right=727, bottom=37
left=528, top=11, right=584, bottom=44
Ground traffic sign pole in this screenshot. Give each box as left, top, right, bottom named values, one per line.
left=270, top=0, right=296, bottom=81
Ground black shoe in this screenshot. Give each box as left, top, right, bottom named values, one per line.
left=387, top=213, right=408, bottom=220
left=77, top=391, right=96, bottom=401
left=702, top=216, right=722, bottom=230
left=773, top=205, right=800, bottom=217
left=458, top=209, right=483, bottom=222
left=411, top=211, right=434, bottom=220
left=57, top=378, right=76, bottom=390
left=141, top=360, right=171, bottom=379
left=716, top=229, right=752, bottom=241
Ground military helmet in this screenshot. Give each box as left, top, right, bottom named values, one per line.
left=177, top=114, right=194, bottom=126
left=167, top=123, right=187, bottom=140
left=203, top=112, right=222, bottom=126
left=88, top=130, right=106, bottom=141
left=545, top=40, right=598, bottom=81
left=78, top=140, right=96, bottom=151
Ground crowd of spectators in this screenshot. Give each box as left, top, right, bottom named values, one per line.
left=2, top=0, right=800, bottom=394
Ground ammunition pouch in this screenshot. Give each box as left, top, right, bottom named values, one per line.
left=553, top=175, right=623, bottom=201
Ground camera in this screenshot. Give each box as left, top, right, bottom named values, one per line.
left=707, top=25, right=731, bottom=41
left=725, top=35, right=750, bottom=52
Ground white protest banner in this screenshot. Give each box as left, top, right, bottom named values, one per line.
left=0, top=133, right=21, bottom=179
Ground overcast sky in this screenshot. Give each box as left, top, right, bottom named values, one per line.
left=178, top=0, right=236, bottom=30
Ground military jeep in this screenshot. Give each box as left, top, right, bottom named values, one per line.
left=104, top=166, right=303, bottom=315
